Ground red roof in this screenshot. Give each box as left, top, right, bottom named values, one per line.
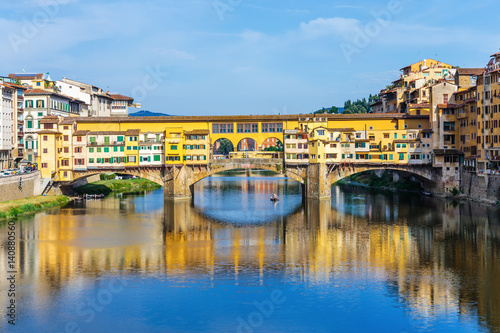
left=25, top=89, right=52, bottom=94
left=3, top=82, right=27, bottom=89
left=457, top=68, right=484, bottom=76
left=110, top=94, right=134, bottom=101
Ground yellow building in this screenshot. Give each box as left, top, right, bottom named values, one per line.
left=476, top=52, right=500, bottom=173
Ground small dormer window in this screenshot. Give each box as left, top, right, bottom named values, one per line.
left=369, top=126, right=373, bottom=130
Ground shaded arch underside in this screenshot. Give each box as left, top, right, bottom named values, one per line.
left=327, top=165, right=439, bottom=187
left=72, top=170, right=165, bottom=187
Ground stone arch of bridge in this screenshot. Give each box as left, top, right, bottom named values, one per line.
left=188, top=163, right=304, bottom=187
left=71, top=169, right=165, bottom=187
left=326, top=164, right=439, bottom=189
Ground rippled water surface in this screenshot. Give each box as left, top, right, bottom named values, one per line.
left=1, top=172, right=499, bottom=332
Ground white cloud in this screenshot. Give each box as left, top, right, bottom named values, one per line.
left=299, top=17, right=360, bottom=39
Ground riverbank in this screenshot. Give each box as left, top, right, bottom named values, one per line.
left=0, top=195, right=70, bottom=221
left=73, top=178, right=162, bottom=195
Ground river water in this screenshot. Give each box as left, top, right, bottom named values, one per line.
left=1, top=172, right=499, bottom=333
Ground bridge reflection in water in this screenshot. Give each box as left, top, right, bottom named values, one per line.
left=1, top=180, right=499, bottom=331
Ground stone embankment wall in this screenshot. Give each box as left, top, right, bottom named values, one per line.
left=0, top=171, right=41, bottom=201
left=462, top=172, right=500, bottom=203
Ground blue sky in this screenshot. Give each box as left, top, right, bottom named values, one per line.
left=1, top=0, right=499, bottom=115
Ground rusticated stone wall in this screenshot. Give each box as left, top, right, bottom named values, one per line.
left=0, top=171, right=41, bottom=201
left=462, top=172, right=500, bottom=203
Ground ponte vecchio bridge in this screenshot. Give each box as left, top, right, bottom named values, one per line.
left=37, top=113, right=463, bottom=199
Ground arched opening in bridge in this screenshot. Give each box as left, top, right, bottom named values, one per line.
left=261, top=138, right=283, bottom=152
left=69, top=172, right=163, bottom=196
left=237, top=138, right=257, bottom=152
left=213, top=138, right=234, bottom=158
left=332, top=169, right=435, bottom=193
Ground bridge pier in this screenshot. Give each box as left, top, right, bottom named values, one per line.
left=306, top=163, right=331, bottom=200
left=164, top=166, right=193, bottom=201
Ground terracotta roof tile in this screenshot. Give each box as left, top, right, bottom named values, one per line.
left=70, top=113, right=426, bottom=124
left=73, top=130, right=90, bottom=136
left=125, top=129, right=141, bottom=135
left=110, top=94, right=134, bottom=101
left=457, top=68, right=485, bottom=76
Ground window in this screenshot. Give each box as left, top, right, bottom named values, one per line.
left=27, top=120, right=33, bottom=128
left=104, top=147, right=109, bottom=153
left=117, top=136, right=124, bottom=142
left=444, top=122, right=455, bottom=131
left=399, top=153, right=405, bottom=160
left=171, top=145, right=177, bottom=150
left=154, top=155, right=161, bottom=162
left=77, top=136, right=82, bottom=142
left=43, top=135, right=48, bottom=141
left=262, top=123, right=283, bottom=133
left=317, top=130, right=325, bottom=136
left=89, top=137, right=96, bottom=143
left=64, top=135, right=69, bottom=141
left=64, top=147, right=69, bottom=153
left=212, top=123, right=234, bottom=134
left=43, top=148, right=48, bottom=153
left=89, top=148, right=94, bottom=153
left=97, top=148, right=101, bottom=153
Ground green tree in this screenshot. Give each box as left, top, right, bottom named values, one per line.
left=328, top=106, right=339, bottom=114
left=217, top=139, right=234, bottom=155
left=263, top=140, right=283, bottom=152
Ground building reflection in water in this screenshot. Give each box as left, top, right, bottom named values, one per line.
left=0, top=178, right=499, bottom=331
